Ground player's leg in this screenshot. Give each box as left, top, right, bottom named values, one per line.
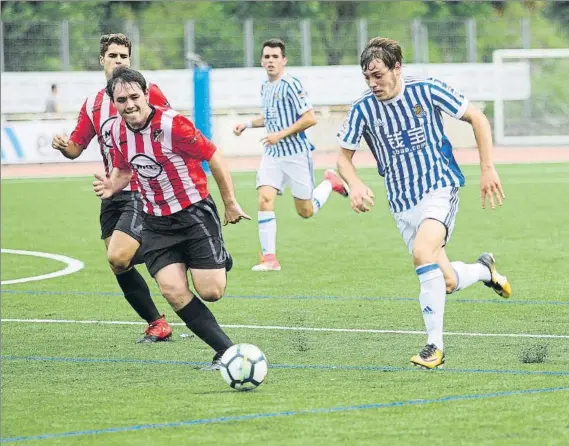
left=253, top=155, right=283, bottom=271
left=288, top=151, right=317, bottom=218
left=410, top=218, right=447, bottom=369
left=398, top=187, right=458, bottom=368
left=156, top=197, right=233, bottom=369
left=437, top=248, right=458, bottom=294
left=153, top=262, right=232, bottom=365
left=443, top=251, right=510, bottom=297
left=144, top=216, right=234, bottom=369
left=183, top=195, right=231, bottom=300
left=435, top=208, right=511, bottom=298
left=287, top=151, right=347, bottom=218
left=176, top=198, right=235, bottom=368
left=394, top=208, right=444, bottom=368
left=100, top=195, right=171, bottom=343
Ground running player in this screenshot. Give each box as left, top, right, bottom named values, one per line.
left=51, top=34, right=172, bottom=343
left=233, top=38, right=349, bottom=272
left=336, top=37, right=512, bottom=369
left=94, top=67, right=250, bottom=369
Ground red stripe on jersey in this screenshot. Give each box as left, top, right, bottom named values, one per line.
left=74, top=83, right=169, bottom=194
left=137, top=130, right=167, bottom=215
left=150, top=130, right=193, bottom=212
left=112, top=106, right=213, bottom=216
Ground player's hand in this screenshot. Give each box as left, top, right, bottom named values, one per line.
left=349, top=182, right=375, bottom=213
left=223, top=202, right=251, bottom=225
left=52, top=134, right=69, bottom=151
left=92, top=173, right=113, bottom=200
left=261, top=132, right=282, bottom=147
left=480, top=165, right=505, bottom=210
left=233, top=123, right=247, bottom=136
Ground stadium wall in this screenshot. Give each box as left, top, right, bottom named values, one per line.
left=1, top=63, right=529, bottom=164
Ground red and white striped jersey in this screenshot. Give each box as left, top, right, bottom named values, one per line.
left=70, top=83, right=169, bottom=192
left=110, top=106, right=216, bottom=216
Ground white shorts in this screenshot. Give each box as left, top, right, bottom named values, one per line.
left=393, top=187, right=459, bottom=254
left=256, top=151, right=315, bottom=200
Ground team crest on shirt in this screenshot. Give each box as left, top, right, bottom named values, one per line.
left=413, top=104, right=427, bottom=118
left=152, top=129, right=164, bottom=143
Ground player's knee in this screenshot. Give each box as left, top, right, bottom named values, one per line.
left=445, top=276, right=458, bottom=294
left=412, top=246, right=437, bottom=267
left=158, top=282, right=188, bottom=304
left=296, top=207, right=313, bottom=219
left=107, top=248, right=133, bottom=274
left=258, top=194, right=274, bottom=211
left=198, top=284, right=225, bottom=302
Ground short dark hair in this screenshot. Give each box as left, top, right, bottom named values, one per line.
left=261, top=38, right=286, bottom=58
left=360, top=37, right=403, bottom=71
left=100, top=33, right=132, bottom=57
left=51, top=84, right=57, bottom=92
left=106, top=66, right=147, bottom=100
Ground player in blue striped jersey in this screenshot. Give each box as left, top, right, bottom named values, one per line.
left=234, top=38, right=348, bottom=272
left=337, top=37, right=512, bottom=369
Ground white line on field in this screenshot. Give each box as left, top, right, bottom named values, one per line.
left=0, top=249, right=84, bottom=285
left=1, top=318, right=568, bottom=339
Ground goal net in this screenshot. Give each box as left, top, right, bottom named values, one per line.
left=492, top=48, right=569, bottom=146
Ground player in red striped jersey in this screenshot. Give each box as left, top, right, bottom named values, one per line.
left=51, top=34, right=173, bottom=343
left=94, top=67, right=250, bottom=369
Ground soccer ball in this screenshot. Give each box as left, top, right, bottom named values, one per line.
left=219, top=344, right=268, bottom=391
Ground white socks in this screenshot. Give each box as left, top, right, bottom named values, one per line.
left=451, top=261, right=491, bottom=292
left=416, top=263, right=446, bottom=351
left=258, top=211, right=276, bottom=256
left=311, top=180, right=333, bottom=215
left=257, top=179, right=333, bottom=256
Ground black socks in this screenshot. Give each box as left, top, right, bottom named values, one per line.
left=116, top=268, right=161, bottom=323
left=176, top=297, right=233, bottom=352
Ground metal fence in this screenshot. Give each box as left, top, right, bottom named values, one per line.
left=0, top=17, right=542, bottom=72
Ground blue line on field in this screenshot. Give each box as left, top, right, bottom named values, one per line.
left=2, top=386, right=568, bottom=443
left=1, top=289, right=567, bottom=306
left=2, top=355, right=569, bottom=377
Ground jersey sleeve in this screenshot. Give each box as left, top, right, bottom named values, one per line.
left=428, top=78, right=469, bottom=119
left=337, top=102, right=367, bottom=150
left=148, top=83, right=170, bottom=108
left=287, top=79, right=312, bottom=116
left=69, top=100, right=96, bottom=149
left=109, top=121, right=130, bottom=170
left=171, top=114, right=216, bottom=161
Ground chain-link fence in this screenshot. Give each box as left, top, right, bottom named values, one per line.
left=0, top=17, right=544, bottom=71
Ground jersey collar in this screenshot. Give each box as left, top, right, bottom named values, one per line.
left=125, top=105, right=156, bottom=133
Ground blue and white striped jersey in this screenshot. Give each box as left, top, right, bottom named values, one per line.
left=337, top=76, right=468, bottom=213
left=261, top=73, right=315, bottom=157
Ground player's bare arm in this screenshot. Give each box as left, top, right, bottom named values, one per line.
left=337, top=148, right=375, bottom=213
left=233, top=115, right=265, bottom=136
left=461, top=103, right=505, bottom=209
left=92, top=168, right=132, bottom=200
left=261, top=109, right=317, bottom=146
left=208, top=150, right=251, bottom=225
left=51, top=135, right=84, bottom=159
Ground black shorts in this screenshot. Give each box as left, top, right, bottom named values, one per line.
left=100, top=191, right=144, bottom=243
left=142, top=196, right=228, bottom=277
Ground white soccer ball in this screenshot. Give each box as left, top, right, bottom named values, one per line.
left=219, top=343, right=268, bottom=391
